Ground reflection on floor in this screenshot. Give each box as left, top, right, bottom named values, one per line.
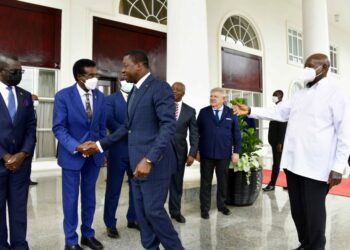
left=27, top=167, right=350, bottom=250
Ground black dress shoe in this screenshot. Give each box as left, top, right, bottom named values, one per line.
left=80, top=237, right=104, bottom=250
left=65, top=245, right=83, bottom=250
left=293, top=245, right=305, bottom=250
left=29, top=180, right=38, bottom=185
left=283, top=186, right=288, bottom=190
left=218, top=207, right=231, bottom=215
left=171, top=214, right=186, bottom=223
left=127, top=222, right=140, bottom=231
left=106, top=226, right=119, bottom=238
left=201, top=211, right=209, bottom=219
left=262, top=185, right=275, bottom=192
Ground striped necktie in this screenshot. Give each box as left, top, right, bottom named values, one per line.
left=7, top=86, right=16, bottom=123
left=85, top=93, right=92, bottom=123
left=175, top=102, right=179, bottom=120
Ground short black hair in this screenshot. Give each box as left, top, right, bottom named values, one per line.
left=0, top=54, right=19, bottom=70
left=125, top=50, right=149, bottom=68
left=73, top=59, right=96, bottom=81
left=273, top=90, right=284, bottom=98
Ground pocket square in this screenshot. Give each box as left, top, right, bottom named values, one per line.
left=226, top=118, right=232, bottom=120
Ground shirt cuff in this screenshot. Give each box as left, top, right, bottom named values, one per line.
left=96, top=141, right=104, bottom=153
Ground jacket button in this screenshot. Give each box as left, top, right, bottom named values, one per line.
left=128, top=130, right=131, bottom=134
left=12, top=139, right=16, bottom=144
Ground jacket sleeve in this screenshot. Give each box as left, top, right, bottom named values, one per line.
left=20, top=95, right=37, bottom=155
left=99, top=96, right=107, bottom=140
left=99, top=122, right=128, bottom=151
left=188, top=108, right=199, bottom=157
left=232, top=114, right=241, bottom=154
left=52, top=92, right=80, bottom=154
left=146, top=82, right=176, bottom=163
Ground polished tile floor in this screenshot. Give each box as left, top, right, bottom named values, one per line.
left=26, top=167, right=350, bottom=250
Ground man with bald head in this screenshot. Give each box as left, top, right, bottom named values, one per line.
left=233, top=53, right=350, bottom=250
left=168, top=82, right=198, bottom=223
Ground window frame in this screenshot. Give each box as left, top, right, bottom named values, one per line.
left=286, top=24, right=304, bottom=67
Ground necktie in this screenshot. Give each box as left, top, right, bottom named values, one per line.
left=214, top=109, right=220, bottom=123
left=85, top=93, right=92, bottom=123
left=175, top=102, right=179, bottom=120
left=128, top=86, right=138, bottom=115
left=7, top=86, right=16, bottom=123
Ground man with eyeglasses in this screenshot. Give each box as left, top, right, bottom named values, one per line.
left=0, top=54, right=36, bottom=250
left=53, top=59, right=106, bottom=250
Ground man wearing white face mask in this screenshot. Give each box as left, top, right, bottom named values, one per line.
left=263, top=90, right=287, bottom=192
left=53, top=59, right=106, bottom=250
left=233, top=53, right=350, bottom=250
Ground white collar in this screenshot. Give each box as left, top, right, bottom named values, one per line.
left=135, top=72, right=151, bottom=89
left=0, top=81, right=12, bottom=90
left=212, top=105, right=224, bottom=111
left=76, top=83, right=92, bottom=97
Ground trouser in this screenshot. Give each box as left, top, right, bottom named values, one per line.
left=62, top=158, right=100, bottom=246
left=200, top=158, right=231, bottom=212
left=168, top=159, right=186, bottom=216
left=269, top=144, right=282, bottom=186
left=285, top=169, right=328, bottom=250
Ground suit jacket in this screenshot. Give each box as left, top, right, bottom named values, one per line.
left=0, top=86, right=36, bottom=175
left=268, top=120, right=287, bottom=146
left=172, top=102, right=199, bottom=164
left=100, top=74, right=177, bottom=180
left=52, top=84, right=106, bottom=170
left=197, top=105, right=241, bottom=160
left=105, top=91, right=128, bottom=158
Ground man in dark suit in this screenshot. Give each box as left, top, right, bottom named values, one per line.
left=0, top=54, right=36, bottom=250
left=82, top=50, right=184, bottom=250
left=263, top=90, right=287, bottom=192
left=103, top=84, right=138, bottom=239
left=169, top=82, right=199, bottom=223
left=197, top=87, right=241, bottom=219
left=52, top=59, right=106, bottom=250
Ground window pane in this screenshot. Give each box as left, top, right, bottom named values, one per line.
left=36, top=131, right=56, bottom=158
left=288, top=35, right=293, bottom=54
left=298, top=39, right=303, bottom=57
left=293, top=36, right=298, bottom=56
left=38, top=69, right=56, bottom=98
left=36, top=101, right=54, bottom=128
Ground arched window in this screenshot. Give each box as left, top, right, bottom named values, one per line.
left=221, top=15, right=260, bottom=50
left=120, top=0, right=167, bottom=25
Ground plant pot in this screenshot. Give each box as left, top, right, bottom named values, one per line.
left=226, top=169, right=262, bottom=206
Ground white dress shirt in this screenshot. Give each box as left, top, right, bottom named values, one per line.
left=96, top=72, right=151, bottom=153
left=76, top=84, right=93, bottom=112
left=249, top=77, right=350, bottom=182
left=175, top=100, right=183, bottom=120
left=212, top=105, right=224, bottom=120
left=0, top=81, right=18, bottom=110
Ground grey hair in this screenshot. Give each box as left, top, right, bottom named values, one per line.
left=210, top=87, right=225, bottom=96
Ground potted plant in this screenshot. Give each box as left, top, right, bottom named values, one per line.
left=226, top=97, right=263, bottom=206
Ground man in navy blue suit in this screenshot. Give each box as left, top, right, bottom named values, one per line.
left=52, top=59, right=106, bottom=250
left=0, top=54, right=36, bottom=250
left=103, top=81, right=138, bottom=239
left=82, top=50, right=184, bottom=250
left=197, top=87, right=241, bottom=219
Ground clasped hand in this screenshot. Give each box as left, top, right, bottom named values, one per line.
left=76, top=141, right=99, bottom=157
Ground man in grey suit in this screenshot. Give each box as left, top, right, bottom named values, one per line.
left=169, top=82, right=199, bottom=223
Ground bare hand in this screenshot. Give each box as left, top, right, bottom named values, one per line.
left=5, top=152, right=26, bottom=172
left=328, top=170, right=342, bottom=190
left=81, top=141, right=100, bottom=157
left=276, top=144, right=283, bottom=153
left=186, top=155, right=195, bottom=167
left=133, top=158, right=152, bottom=178
left=233, top=104, right=249, bottom=116
left=231, top=153, right=240, bottom=164
left=196, top=152, right=200, bottom=162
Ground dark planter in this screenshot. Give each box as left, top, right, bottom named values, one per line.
left=226, top=169, right=262, bottom=206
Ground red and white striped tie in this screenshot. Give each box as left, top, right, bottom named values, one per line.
left=175, top=102, right=179, bottom=120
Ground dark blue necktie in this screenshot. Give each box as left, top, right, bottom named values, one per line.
left=214, top=109, right=220, bottom=123
left=7, top=86, right=16, bottom=123
left=128, top=86, right=138, bottom=115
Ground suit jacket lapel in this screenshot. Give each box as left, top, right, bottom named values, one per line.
left=128, top=75, right=152, bottom=124
left=219, top=107, right=228, bottom=124
left=71, top=84, right=87, bottom=121
left=90, top=90, right=98, bottom=126
left=13, top=87, right=25, bottom=125
left=0, top=92, right=12, bottom=123
left=177, top=103, right=186, bottom=124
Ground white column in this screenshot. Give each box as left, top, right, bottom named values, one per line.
left=302, top=0, right=329, bottom=59
left=167, top=0, right=210, bottom=110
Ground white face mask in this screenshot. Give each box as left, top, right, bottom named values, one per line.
left=272, top=96, right=279, bottom=103
left=33, top=100, right=39, bottom=108
left=303, top=66, right=322, bottom=85
left=120, top=80, right=134, bottom=93
left=84, top=77, right=98, bottom=90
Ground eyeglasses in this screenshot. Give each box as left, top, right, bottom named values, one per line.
left=3, top=69, right=25, bottom=74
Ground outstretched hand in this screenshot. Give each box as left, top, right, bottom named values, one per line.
left=76, top=141, right=100, bottom=157
left=233, top=104, right=249, bottom=116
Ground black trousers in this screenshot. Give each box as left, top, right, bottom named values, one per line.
left=269, top=144, right=282, bottom=186
left=169, top=159, right=186, bottom=216
left=285, top=169, right=328, bottom=250
left=200, top=158, right=230, bottom=212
